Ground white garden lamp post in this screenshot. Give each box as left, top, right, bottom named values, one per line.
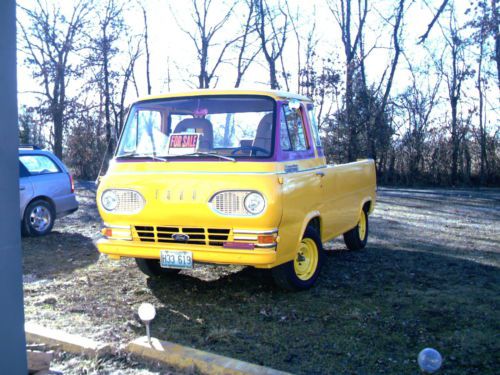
left=138, top=303, right=156, bottom=346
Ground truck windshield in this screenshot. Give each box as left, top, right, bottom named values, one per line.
left=116, top=96, right=275, bottom=160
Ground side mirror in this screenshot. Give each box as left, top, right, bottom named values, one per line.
left=288, top=99, right=301, bottom=111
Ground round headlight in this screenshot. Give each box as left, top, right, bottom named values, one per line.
left=101, top=190, right=119, bottom=211
left=244, top=192, right=265, bottom=215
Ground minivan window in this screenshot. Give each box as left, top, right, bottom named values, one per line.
left=20, top=155, right=60, bottom=175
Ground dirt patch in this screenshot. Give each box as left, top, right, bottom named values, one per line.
left=23, top=185, right=500, bottom=374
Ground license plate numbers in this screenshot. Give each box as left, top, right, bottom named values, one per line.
left=160, top=250, right=193, bottom=269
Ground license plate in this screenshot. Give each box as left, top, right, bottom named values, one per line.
left=160, top=250, right=193, bottom=269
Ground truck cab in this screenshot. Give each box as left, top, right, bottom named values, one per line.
left=96, top=89, right=376, bottom=290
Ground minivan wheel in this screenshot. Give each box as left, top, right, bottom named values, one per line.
left=271, top=227, right=324, bottom=291
left=22, top=199, right=55, bottom=236
left=135, top=258, right=181, bottom=277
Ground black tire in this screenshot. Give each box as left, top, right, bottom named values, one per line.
left=135, top=258, right=181, bottom=278
left=271, top=226, right=324, bottom=291
left=22, top=199, right=55, bottom=237
left=343, top=207, right=369, bottom=251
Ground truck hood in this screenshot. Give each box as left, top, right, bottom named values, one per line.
left=97, top=160, right=282, bottom=229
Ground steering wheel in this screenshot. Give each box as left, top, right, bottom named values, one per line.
left=231, top=146, right=269, bottom=156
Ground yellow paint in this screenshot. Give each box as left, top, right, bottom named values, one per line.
left=126, top=336, right=291, bottom=375
left=96, top=90, right=376, bottom=270
left=359, top=209, right=367, bottom=240
left=294, top=238, right=318, bottom=281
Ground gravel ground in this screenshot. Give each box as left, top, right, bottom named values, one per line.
left=22, top=184, right=500, bottom=374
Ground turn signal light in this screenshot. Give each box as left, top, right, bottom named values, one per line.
left=258, top=235, right=275, bottom=244
left=101, top=226, right=132, bottom=240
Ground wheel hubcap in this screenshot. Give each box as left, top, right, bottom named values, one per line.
left=30, top=206, right=51, bottom=232
left=358, top=210, right=367, bottom=240
left=294, top=238, right=319, bottom=281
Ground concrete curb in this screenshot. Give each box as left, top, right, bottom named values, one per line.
left=25, top=323, right=291, bottom=375
left=126, top=336, right=292, bottom=375
left=25, top=322, right=112, bottom=358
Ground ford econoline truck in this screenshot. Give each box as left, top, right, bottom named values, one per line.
left=96, top=89, right=376, bottom=290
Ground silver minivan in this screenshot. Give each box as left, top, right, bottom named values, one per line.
left=19, top=147, right=78, bottom=236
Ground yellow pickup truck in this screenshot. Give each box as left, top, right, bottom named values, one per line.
left=96, top=89, right=376, bottom=290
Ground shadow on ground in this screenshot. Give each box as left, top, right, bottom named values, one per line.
left=23, top=231, right=99, bottom=279
left=141, top=232, right=499, bottom=374
left=21, top=186, right=500, bottom=374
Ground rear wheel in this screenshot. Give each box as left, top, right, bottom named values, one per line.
left=343, top=208, right=369, bottom=251
left=22, top=199, right=55, bottom=236
left=135, top=258, right=181, bottom=277
left=271, top=227, right=324, bottom=291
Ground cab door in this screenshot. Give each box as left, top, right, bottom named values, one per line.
left=278, top=101, right=322, bottom=261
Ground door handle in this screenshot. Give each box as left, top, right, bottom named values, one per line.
left=19, top=186, right=26, bottom=191
left=315, top=172, right=325, bottom=177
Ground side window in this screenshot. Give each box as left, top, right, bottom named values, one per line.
left=19, top=161, right=30, bottom=178
left=307, top=105, right=322, bottom=148
left=281, top=104, right=309, bottom=151
left=280, top=110, right=292, bottom=151
left=19, top=155, right=60, bottom=175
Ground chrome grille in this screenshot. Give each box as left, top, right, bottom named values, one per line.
left=134, top=226, right=230, bottom=247
left=211, top=191, right=249, bottom=216
left=114, top=190, right=145, bottom=214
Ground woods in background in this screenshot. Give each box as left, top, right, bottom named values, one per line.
left=17, top=0, right=499, bottom=186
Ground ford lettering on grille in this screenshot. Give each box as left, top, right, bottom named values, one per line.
left=172, top=233, right=190, bottom=242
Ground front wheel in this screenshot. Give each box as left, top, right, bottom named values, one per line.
left=271, top=227, right=324, bottom=291
left=135, top=258, right=181, bottom=278
left=343, top=208, right=369, bottom=251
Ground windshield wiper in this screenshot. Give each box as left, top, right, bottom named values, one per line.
left=115, top=152, right=167, bottom=162
left=182, top=152, right=236, bottom=162
left=163, top=152, right=236, bottom=162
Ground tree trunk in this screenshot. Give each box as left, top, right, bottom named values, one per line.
left=450, top=96, right=459, bottom=185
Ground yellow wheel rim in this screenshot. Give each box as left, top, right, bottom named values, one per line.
left=294, top=238, right=319, bottom=281
left=358, top=210, right=367, bottom=240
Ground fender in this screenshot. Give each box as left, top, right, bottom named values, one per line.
left=269, top=210, right=321, bottom=268
left=360, top=197, right=374, bottom=215
left=297, top=210, right=321, bottom=247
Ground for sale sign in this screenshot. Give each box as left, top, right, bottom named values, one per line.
left=167, top=133, right=200, bottom=155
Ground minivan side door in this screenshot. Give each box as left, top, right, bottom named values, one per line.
left=19, top=161, right=34, bottom=218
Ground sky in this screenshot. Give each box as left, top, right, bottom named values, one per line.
left=16, top=0, right=499, bottom=132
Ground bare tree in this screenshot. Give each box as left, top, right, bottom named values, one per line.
left=88, top=0, right=126, bottom=157
left=285, top=1, right=301, bottom=92
left=328, top=0, right=368, bottom=161
left=493, top=0, right=500, bottom=87
left=178, top=0, right=238, bottom=88
left=418, top=0, right=450, bottom=44
left=114, top=37, right=142, bottom=136
left=234, top=0, right=261, bottom=88
left=440, top=8, right=472, bottom=184
left=398, top=56, right=442, bottom=183
left=365, top=0, right=406, bottom=167
left=18, top=0, right=91, bottom=159
left=255, top=0, right=289, bottom=90
left=141, top=4, right=152, bottom=95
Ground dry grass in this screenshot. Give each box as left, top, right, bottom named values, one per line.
left=22, top=184, right=500, bottom=374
